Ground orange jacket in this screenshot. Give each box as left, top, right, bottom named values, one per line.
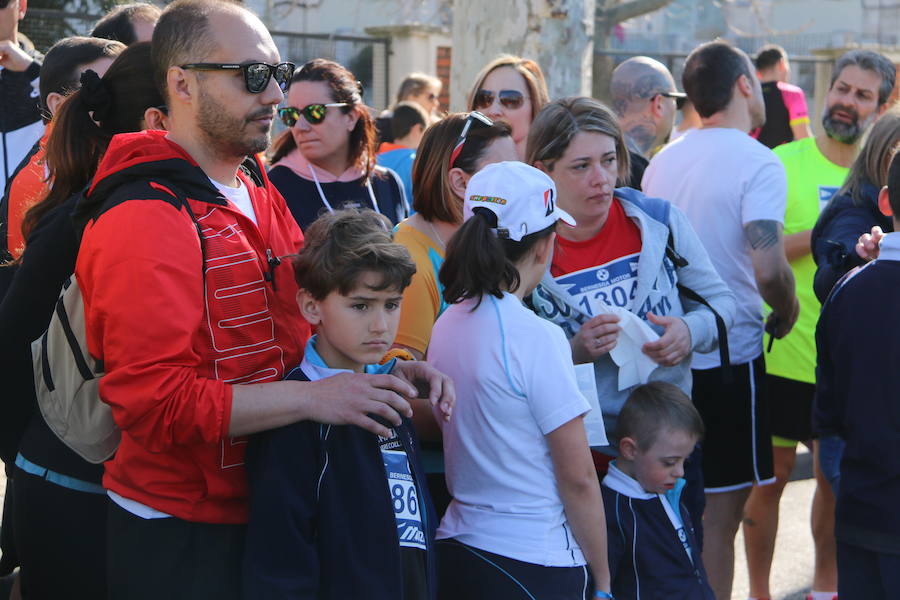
left=3, top=128, right=48, bottom=259
left=76, top=130, right=310, bottom=523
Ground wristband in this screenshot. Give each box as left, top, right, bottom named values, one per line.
left=595, top=592, right=614, bottom=599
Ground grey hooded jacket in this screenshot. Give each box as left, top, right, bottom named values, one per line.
left=531, top=187, right=736, bottom=444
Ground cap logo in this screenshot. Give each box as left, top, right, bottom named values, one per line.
left=471, top=194, right=507, bottom=205
left=544, top=188, right=555, bottom=217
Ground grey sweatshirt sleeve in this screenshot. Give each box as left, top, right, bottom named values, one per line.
left=668, top=205, right=737, bottom=354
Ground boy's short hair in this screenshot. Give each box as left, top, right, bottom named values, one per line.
left=755, top=45, right=786, bottom=72
left=615, top=382, right=705, bottom=450
left=391, top=101, right=428, bottom=141
left=293, top=209, right=417, bottom=300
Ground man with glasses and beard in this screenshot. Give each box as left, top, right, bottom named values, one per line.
left=610, top=56, right=686, bottom=189
left=74, top=1, right=452, bottom=597
left=741, top=48, right=894, bottom=600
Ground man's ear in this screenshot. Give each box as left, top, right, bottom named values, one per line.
left=736, top=74, right=753, bottom=99
left=17, top=0, right=27, bottom=20
left=448, top=167, right=469, bottom=200
left=296, top=289, right=322, bottom=325
left=879, top=185, right=893, bottom=217
left=649, top=94, right=665, bottom=120
left=619, top=436, right=640, bottom=460
left=167, top=66, right=192, bottom=106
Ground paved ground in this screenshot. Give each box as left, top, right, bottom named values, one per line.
left=0, top=451, right=820, bottom=600
left=733, top=474, right=816, bottom=600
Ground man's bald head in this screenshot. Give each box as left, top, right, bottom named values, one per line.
left=151, top=0, right=247, bottom=103
left=610, top=57, right=677, bottom=117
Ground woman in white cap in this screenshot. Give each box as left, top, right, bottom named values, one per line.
left=427, top=161, right=612, bottom=600
left=526, top=96, right=735, bottom=540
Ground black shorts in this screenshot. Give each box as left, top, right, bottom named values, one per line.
left=437, top=538, right=591, bottom=600
left=766, top=374, right=814, bottom=443
left=691, top=354, right=775, bottom=492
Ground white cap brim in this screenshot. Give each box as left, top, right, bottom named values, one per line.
left=554, top=206, right=577, bottom=228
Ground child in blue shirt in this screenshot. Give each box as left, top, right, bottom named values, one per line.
left=602, top=382, right=715, bottom=599
left=243, top=209, right=446, bottom=599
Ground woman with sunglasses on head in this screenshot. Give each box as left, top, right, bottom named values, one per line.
left=467, top=54, right=550, bottom=160
left=0, top=42, right=166, bottom=599
left=269, top=58, right=408, bottom=231
left=525, top=98, right=735, bottom=548
left=389, top=112, right=515, bottom=515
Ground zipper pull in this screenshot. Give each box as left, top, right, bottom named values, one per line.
left=265, top=249, right=281, bottom=291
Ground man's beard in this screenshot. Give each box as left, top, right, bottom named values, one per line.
left=196, top=86, right=272, bottom=159
left=822, top=103, right=877, bottom=145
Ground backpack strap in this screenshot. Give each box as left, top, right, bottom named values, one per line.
left=665, top=228, right=733, bottom=383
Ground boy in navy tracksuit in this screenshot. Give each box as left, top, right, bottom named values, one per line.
left=815, top=152, right=900, bottom=600
left=243, top=209, right=443, bottom=599
left=601, top=382, right=715, bottom=600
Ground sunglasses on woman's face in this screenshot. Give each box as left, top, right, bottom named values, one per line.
left=278, top=103, right=349, bottom=127
left=179, top=62, right=296, bottom=94
left=473, top=89, right=527, bottom=111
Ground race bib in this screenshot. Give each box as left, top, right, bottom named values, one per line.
left=553, top=252, right=640, bottom=317
left=380, top=431, right=426, bottom=550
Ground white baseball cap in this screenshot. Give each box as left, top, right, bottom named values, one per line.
left=462, top=161, right=576, bottom=242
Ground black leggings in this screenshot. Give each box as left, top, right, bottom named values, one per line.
left=437, top=538, right=591, bottom=600
left=12, top=465, right=108, bottom=600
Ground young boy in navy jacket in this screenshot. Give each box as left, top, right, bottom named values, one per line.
left=602, top=382, right=715, bottom=599
left=243, top=209, right=444, bottom=599
left=815, top=152, right=900, bottom=600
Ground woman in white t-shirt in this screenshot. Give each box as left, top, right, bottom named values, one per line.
left=427, top=161, right=612, bottom=600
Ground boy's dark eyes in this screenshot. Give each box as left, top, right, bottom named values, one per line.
left=386, top=301, right=400, bottom=310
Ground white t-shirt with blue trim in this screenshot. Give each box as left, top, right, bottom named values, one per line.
left=428, top=292, right=601, bottom=566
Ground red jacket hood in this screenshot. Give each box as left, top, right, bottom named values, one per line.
left=89, top=130, right=199, bottom=196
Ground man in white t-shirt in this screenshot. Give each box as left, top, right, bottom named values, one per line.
left=643, top=40, right=798, bottom=600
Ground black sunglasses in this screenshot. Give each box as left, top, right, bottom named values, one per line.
left=279, top=103, right=349, bottom=127
left=449, top=111, right=493, bottom=169
left=658, top=91, right=688, bottom=110
left=473, top=89, right=527, bottom=111
left=180, top=62, right=295, bottom=94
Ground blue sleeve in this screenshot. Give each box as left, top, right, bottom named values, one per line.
left=813, top=295, right=841, bottom=437
left=602, top=488, right=627, bottom=582
left=812, top=203, right=874, bottom=303
left=242, top=422, right=323, bottom=599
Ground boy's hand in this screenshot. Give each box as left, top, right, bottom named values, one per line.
left=392, top=360, right=455, bottom=421
left=856, top=225, right=885, bottom=262
left=305, top=373, right=416, bottom=438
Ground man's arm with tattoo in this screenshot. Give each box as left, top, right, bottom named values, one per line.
left=745, top=219, right=799, bottom=338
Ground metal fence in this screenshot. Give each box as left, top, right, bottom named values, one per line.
left=19, top=9, right=391, bottom=110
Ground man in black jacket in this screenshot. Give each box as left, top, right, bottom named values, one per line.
left=0, top=0, right=42, bottom=198
left=815, top=151, right=900, bottom=599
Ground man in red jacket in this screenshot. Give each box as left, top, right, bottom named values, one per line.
left=75, top=1, right=453, bottom=597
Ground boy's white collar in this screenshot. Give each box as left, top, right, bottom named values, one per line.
left=602, top=462, right=656, bottom=500
left=286, top=335, right=395, bottom=383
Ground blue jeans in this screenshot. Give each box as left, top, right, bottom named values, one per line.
left=818, top=435, right=844, bottom=495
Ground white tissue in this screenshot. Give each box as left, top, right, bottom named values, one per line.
left=604, top=306, right=661, bottom=391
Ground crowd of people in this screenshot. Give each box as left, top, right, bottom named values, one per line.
left=0, top=0, right=898, bottom=599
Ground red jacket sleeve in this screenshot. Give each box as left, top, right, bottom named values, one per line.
left=76, top=199, right=233, bottom=452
